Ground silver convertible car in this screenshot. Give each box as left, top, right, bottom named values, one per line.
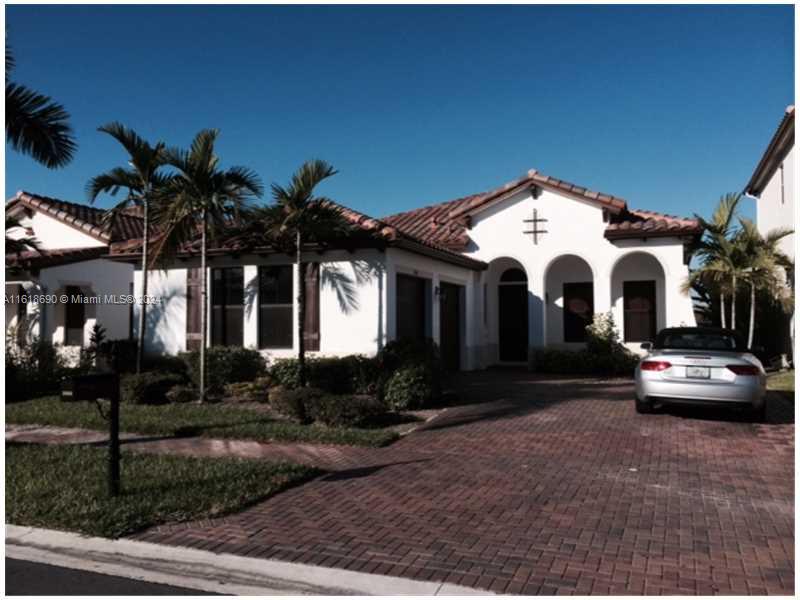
left=635, top=327, right=767, bottom=420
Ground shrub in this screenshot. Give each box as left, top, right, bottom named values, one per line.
left=269, top=356, right=380, bottom=395
left=384, top=365, right=436, bottom=410
left=182, top=347, right=266, bottom=395
left=377, top=339, right=443, bottom=403
left=121, top=373, right=184, bottom=405
left=531, top=348, right=639, bottom=377
left=306, top=394, right=385, bottom=427
left=269, top=386, right=323, bottom=424
left=98, top=339, right=139, bottom=373
left=142, top=354, right=189, bottom=377
left=165, top=384, right=197, bottom=404
left=224, top=376, right=271, bottom=403
left=585, top=312, right=623, bottom=355
left=6, top=332, right=75, bottom=400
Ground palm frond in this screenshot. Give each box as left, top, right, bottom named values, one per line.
left=6, top=82, right=76, bottom=168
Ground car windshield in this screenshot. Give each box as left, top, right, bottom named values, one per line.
left=655, top=331, right=744, bottom=351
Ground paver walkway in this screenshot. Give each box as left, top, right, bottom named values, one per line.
left=122, top=373, right=794, bottom=595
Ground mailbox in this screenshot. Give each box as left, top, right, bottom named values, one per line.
left=61, top=372, right=119, bottom=402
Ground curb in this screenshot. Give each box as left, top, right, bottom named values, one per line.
left=6, top=525, right=491, bottom=596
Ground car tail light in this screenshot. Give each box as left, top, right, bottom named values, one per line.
left=641, top=360, right=671, bottom=371
left=726, top=364, right=760, bottom=376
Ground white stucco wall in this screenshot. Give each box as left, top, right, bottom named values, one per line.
left=755, top=144, right=795, bottom=260
left=8, top=259, right=134, bottom=355
left=462, top=186, right=696, bottom=362
left=136, top=250, right=389, bottom=361
left=8, top=211, right=107, bottom=249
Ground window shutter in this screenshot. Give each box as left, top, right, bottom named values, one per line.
left=304, top=262, right=320, bottom=351
left=186, top=268, right=202, bottom=351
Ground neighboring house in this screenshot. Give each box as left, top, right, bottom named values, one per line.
left=106, top=168, right=701, bottom=370
left=744, top=105, right=795, bottom=360
left=5, top=192, right=139, bottom=362
left=745, top=105, right=795, bottom=260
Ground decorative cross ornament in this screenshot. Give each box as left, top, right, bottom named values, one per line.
left=523, top=208, right=548, bottom=244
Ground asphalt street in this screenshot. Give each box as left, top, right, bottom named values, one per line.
left=5, top=558, right=215, bottom=595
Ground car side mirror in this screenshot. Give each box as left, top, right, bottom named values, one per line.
left=640, top=342, right=653, bottom=351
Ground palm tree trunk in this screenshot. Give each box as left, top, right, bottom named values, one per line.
left=731, top=275, right=737, bottom=332
left=720, top=293, right=726, bottom=328
left=296, top=228, right=306, bottom=387
left=136, top=197, right=149, bottom=374
left=199, top=208, right=207, bottom=403
left=748, top=282, right=756, bottom=349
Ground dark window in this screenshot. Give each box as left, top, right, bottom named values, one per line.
left=258, top=265, right=293, bottom=349
left=563, top=282, right=594, bottom=343
left=186, top=268, right=202, bottom=351
left=64, top=285, right=85, bottom=346
left=396, top=274, right=427, bottom=340
left=623, top=280, right=656, bottom=342
left=211, top=267, right=244, bottom=346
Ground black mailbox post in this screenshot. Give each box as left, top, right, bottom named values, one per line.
left=62, top=372, right=121, bottom=497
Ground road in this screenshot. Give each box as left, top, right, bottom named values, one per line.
left=5, top=558, right=214, bottom=595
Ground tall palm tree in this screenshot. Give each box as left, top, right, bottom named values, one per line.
left=6, top=45, right=76, bottom=168
left=87, top=123, right=168, bottom=373
left=735, top=218, right=793, bottom=348
left=687, top=193, right=742, bottom=328
left=246, top=160, right=349, bottom=387
left=152, top=129, right=263, bottom=401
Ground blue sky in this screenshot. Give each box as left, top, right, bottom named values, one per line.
left=5, top=4, right=794, bottom=222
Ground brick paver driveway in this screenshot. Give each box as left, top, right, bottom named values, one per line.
left=137, top=373, right=794, bottom=595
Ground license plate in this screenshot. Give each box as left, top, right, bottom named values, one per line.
left=686, top=366, right=710, bottom=379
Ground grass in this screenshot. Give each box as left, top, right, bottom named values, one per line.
left=6, top=396, right=399, bottom=447
left=6, top=443, right=317, bottom=538
left=767, top=370, right=794, bottom=393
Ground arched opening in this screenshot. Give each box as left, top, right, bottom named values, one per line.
left=544, top=255, right=594, bottom=346
left=498, top=267, right=528, bottom=361
left=486, top=257, right=529, bottom=363
left=610, top=252, right=666, bottom=344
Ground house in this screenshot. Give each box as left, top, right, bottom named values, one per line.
left=744, top=105, right=795, bottom=360
left=745, top=105, right=795, bottom=259
left=5, top=192, right=139, bottom=362
left=104, top=168, right=701, bottom=370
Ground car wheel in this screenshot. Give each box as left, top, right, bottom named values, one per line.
left=749, top=402, right=767, bottom=423
left=635, top=396, right=652, bottom=414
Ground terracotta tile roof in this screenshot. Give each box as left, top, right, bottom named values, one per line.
left=5, top=246, right=108, bottom=270
left=109, top=200, right=488, bottom=271
left=6, top=191, right=144, bottom=243
left=384, top=169, right=700, bottom=248
left=604, top=209, right=703, bottom=240
left=744, top=105, right=795, bottom=197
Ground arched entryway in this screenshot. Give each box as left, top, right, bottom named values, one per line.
left=498, top=266, right=529, bottom=361
left=486, top=257, right=529, bottom=363
left=544, top=255, right=595, bottom=346
left=610, top=252, right=666, bottom=344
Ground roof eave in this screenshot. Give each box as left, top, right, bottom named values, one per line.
left=744, top=107, right=795, bottom=197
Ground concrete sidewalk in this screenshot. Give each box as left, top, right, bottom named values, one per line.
left=6, top=525, right=491, bottom=596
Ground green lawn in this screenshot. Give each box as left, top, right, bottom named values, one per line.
left=6, top=396, right=399, bottom=447
left=6, top=443, right=316, bottom=538
left=767, top=370, right=795, bottom=393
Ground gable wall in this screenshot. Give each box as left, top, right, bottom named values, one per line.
left=12, top=210, right=106, bottom=250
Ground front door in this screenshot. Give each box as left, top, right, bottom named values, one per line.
left=498, top=285, right=528, bottom=361
left=563, top=282, right=594, bottom=342
left=439, top=282, right=461, bottom=371
left=623, top=280, right=656, bottom=342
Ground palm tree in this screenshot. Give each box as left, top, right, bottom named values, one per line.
left=152, top=129, right=263, bottom=401
left=686, top=193, right=742, bottom=328
left=5, top=215, right=39, bottom=255
left=6, top=45, right=76, bottom=168
left=87, top=123, right=168, bottom=373
left=735, top=218, right=793, bottom=348
left=246, top=160, right=349, bottom=387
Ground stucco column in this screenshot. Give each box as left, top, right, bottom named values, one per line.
left=593, top=271, right=612, bottom=318
left=464, top=273, right=477, bottom=370
left=243, top=265, right=259, bottom=349
left=528, top=267, right=545, bottom=348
